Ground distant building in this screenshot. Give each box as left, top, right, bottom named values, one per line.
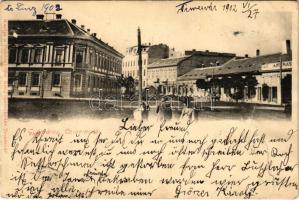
left=8, top=14, right=123, bottom=99
left=178, top=40, right=292, bottom=105
left=147, top=51, right=236, bottom=95
left=122, top=43, right=169, bottom=88
left=169, top=47, right=184, bottom=58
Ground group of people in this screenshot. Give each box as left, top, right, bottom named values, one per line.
left=133, top=97, right=195, bottom=122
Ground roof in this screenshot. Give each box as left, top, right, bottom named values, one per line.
left=185, top=50, right=236, bottom=57
left=148, top=56, right=190, bottom=68
left=178, top=53, right=292, bottom=81
left=8, top=19, right=123, bottom=57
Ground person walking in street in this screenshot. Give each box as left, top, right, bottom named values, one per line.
left=156, top=96, right=172, bottom=121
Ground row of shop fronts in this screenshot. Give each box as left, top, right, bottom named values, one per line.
left=151, top=54, right=292, bottom=105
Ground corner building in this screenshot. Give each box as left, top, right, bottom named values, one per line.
left=8, top=14, right=123, bottom=99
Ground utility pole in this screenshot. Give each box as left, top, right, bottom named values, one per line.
left=279, top=57, right=283, bottom=105
left=137, top=27, right=143, bottom=105
left=211, top=68, right=214, bottom=111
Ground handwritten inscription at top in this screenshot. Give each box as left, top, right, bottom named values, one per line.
left=176, top=0, right=260, bottom=19
left=3, top=2, right=63, bottom=16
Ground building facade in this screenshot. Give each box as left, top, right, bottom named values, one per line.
left=178, top=41, right=292, bottom=105
left=122, top=43, right=169, bottom=88
left=147, top=51, right=236, bottom=95
left=8, top=14, right=123, bottom=99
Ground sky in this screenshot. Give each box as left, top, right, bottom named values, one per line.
left=2, top=1, right=295, bottom=56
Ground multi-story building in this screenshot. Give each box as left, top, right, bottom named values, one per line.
left=122, top=43, right=169, bottom=88
left=169, top=47, right=184, bottom=58
left=178, top=40, right=292, bottom=105
left=147, top=51, right=236, bottom=95
left=8, top=14, right=123, bottom=99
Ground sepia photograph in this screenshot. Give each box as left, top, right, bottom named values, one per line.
left=5, top=1, right=293, bottom=121
left=0, top=1, right=298, bottom=199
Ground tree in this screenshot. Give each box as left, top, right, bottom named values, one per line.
left=244, top=75, right=258, bottom=98
left=195, top=79, right=210, bottom=90
left=281, top=74, right=292, bottom=103
left=219, top=76, right=233, bottom=95
left=119, top=75, right=135, bottom=95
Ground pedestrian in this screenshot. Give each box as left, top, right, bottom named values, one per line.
left=141, top=101, right=150, bottom=120
left=180, top=102, right=194, bottom=123
left=156, top=96, right=172, bottom=121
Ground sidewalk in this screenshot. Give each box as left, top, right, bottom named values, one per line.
left=192, top=101, right=286, bottom=111
left=8, top=97, right=288, bottom=112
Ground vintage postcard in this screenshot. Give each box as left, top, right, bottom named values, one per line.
left=0, top=0, right=298, bottom=198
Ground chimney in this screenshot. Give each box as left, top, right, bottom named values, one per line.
left=87, top=28, right=90, bottom=33
left=81, top=25, right=85, bottom=30
left=71, top=19, right=76, bottom=24
left=192, top=49, right=196, bottom=51
left=56, top=14, right=62, bottom=19
left=282, top=40, right=291, bottom=54
left=92, top=33, right=97, bottom=37
left=256, top=49, right=260, bottom=56
left=245, top=54, right=248, bottom=58
left=36, top=14, right=44, bottom=20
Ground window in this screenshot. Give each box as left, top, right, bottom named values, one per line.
left=31, top=72, right=40, bottom=86
left=9, top=48, right=17, bottom=63
left=34, top=48, right=43, bottom=63
left=144, top=69, right=146, bottom=76
left=18, top=72, right=27, bottom=86
left=143, top=59, right=146, bottom=65
left=21, top=48, right=29, bottom=63
left=262, top=84, right=269, bottom=101
left=8, top=72, right=15, bottom=85
left=55, top=48, right=63, bottom=63
left=52, top=72, right=61, bottom=87
left=100, top=55, right=103, bottom=68
left=76, top=51, right=83, bottom=64
left=95, top=53, right=98, bottom=67
left=98, top=56, right=101, bottom=68
left=87, top=76, right=91, bottom=87
left=272, top=87, right=277, bottom=102
left=89, top=51, right=93, bottom=65
left=74, top=74, right=82, bottom=90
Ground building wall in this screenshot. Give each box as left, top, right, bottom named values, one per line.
left=147, top=66, right=177, bottom=87
left=177, top=71, right=292, bottom=105
left=178, top=55, right=234, bottom=76
left=72, top=40, right=123, bottom=97
left=122, top=44, right=169, bottom=88
left=8, top=69, right=72, bottom=98
left=147, top=44, right=169, bottom=64
left=8, top=36, right=122, bottom=99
